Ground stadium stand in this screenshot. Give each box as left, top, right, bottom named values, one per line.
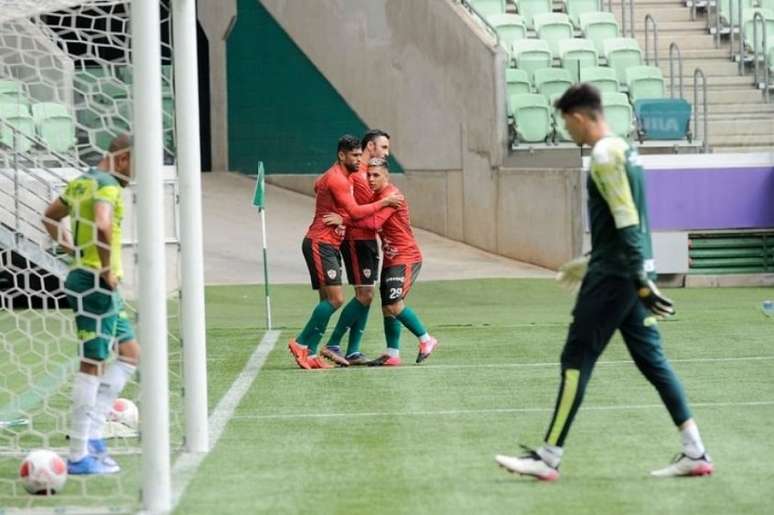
left=514, top=0, right=553, bottom=28
left=512, top=39, right=553, bottom=78
left=626, top=65, right=666, bottom=102
left=506, top=68, right=532, bottom=96
left=534, top=13, right=574, bottom=55
left=32, top=102, right=76, bottom=153
left=509, top=92, right=552, bottom=143
left=580, top=65, right=620, bottom=92
left=534, top=67, right=574, bottom=99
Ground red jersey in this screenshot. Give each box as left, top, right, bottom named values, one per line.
left=349, top=183, right=422, bottom=266
left=305, top=163, right=383, bottom=245
left=346, top=162, right=377, bottom=241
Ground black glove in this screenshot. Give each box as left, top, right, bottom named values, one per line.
left=635, top=275, right=675, bottom=317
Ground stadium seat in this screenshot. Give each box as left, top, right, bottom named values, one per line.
left=509, top=93, right=552, bottom=143
left=506, top=68, right=532, bottom=98
left=515, top=0, right=553, bottom=29
left=470, top=0, right=506, bottom=17
left=0, top=79, right=23, bottom=101
left=626, top=65, right=665, bottom=102
left=488, top=13, right=528, bottom=60
left=32, top=102, right=76, bottom=153
left=579, top=11, right=620, bottom=55
left=603, top=38, right=643, bottom=84
left=558, top=38, right=598, bottom=80
left=0, top=101, right=35, bottom=151
left=534, top=13, right=574, bottom=56
left=717, top=0, right=756, bottom=26
left=550, top=94, right=573, bottom=142
left=634, top=99, right=691, bottom=141
left=534, top=67, right=574, bottom=101
left=564, top=0, right=602, bottom=28
left=761, top=0, right=774, bottom=11
left=601, top=92, right=634, bottom=138
left=742, top=9, right=774, bottom=56
left=580, top=66, right=620, bottom=92
left=512, top=39, right=553, bottom=81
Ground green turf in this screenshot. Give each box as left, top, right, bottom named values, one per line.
left=2, top=279, right=772, bottom=513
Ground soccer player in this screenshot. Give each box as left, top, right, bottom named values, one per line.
left=324, top=158, right=438, bottom=366
left=42, top=134, right=138, bottom=475
left=495, top=84, right=713, bottom=480
left=323, top=129, right=391, bottom=366
left=289, top=135, right=402, bottom=370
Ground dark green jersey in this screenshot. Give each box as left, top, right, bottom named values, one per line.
left=587, top=136, right=655, bottom=280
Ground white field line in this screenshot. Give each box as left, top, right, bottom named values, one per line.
left=231, top=400, right=774, bottom=421
left=169, top=330, right=280, bottom=509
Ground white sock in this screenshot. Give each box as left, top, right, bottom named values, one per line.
left=538, top=444, right=564, bottom=468
left=418, top=333, right=432, bottom=343
left=89, top=361, right=136, bottom=439
left=69, top=372, right=100, bottom=462
left=680, top=423, right=705, bottom=459
left=386, top=347, right=400, bottom=357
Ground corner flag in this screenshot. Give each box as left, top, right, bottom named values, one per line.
left=252, top=162, right=272, bottom=330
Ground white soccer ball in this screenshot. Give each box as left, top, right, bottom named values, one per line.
left=109, top=398, right=139, bottom=429
left=19, top=449, right=67, bottom=495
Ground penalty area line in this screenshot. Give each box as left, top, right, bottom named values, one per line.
left=170, top=329, right=280, bottom=509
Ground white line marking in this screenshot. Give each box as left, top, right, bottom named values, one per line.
left=170, top=330, right=280, bottom=509
left=231, top=400, right=774, bottom=421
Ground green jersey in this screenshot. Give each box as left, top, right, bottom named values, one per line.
left=60, top=167, right=125, bottom=277
left=587, top=136, right=655, bottom=280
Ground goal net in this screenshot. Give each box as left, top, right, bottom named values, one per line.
left=0, top=1, right=183, bottom=511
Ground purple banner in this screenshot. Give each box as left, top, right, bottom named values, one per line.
left=645, top=167, right=774, bottom=231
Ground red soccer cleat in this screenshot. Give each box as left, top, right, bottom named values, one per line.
left=416, top=336, right=438, bottom=363
left=307, top=356, right=333, bottom=369
left=367, top=354, right=401, bottom=367
left=288, top=339, right=311, bottom=370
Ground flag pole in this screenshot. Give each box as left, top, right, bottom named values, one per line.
left=253, top=162, right=272, bottom=330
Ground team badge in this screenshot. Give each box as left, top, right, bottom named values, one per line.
left=363, top=269, right=371, bottom=278
left=327, top=269, right=337, bottom=279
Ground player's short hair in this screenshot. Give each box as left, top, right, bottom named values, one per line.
left=337, top=134, right=361, bottom=153
left=554, top=83, right=602, bottom=119
left=361, top=129, right=390, bottom=149
left=367, top=157, right=388, bottom=170
left=108, top=133, right=132, bottom=154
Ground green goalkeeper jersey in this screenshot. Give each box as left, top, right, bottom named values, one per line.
left=60, top=167, right=125, bottom=278
left=587, top=135, right=655, bottom=280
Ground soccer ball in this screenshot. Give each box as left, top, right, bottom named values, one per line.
left=109, top=398, right=139, bottom=429
left=19, top=449, right=67, bottom=495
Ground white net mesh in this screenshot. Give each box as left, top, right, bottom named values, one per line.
left=0, top=1, right=182, bottom=511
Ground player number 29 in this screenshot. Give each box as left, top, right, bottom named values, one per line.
left=389, top=287, right=403, bottom=300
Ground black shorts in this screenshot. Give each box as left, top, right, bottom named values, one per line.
left=302, top=238, right=342, bottom=290
left=380, top=262, right=422, bottom=305
left=340, top=239, right=379, bottom=286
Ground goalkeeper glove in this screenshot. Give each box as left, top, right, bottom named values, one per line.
left=635, top=274, right=675, bottom=317
left=556, top=256, right=589, bottom=293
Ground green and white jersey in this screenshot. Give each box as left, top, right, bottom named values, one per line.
left=587, top=136, right=655, bottom=279
left=60, top=167, right=125, bottom=277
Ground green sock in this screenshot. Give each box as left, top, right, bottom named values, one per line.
left=396, top=307, right=427, bottom=338
left=327, top=298, right=366, bottom=349
left=384, top=316, right=402, bottom=350
left=297, top=300, right=337, bottom=354
left=345, top=302, right=370, bottom=356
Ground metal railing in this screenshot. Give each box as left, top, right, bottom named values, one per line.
left=644, top=15, right=659, bottom=66
left=737, top=0, right=745, bottom=74
left=752, top=11, right=770, bottom=103
left=693, top=68, right=709, bottom=152
left=459, top=0, right=501, bottom=47
left=620, top=0, right=635, bottom=37
left=669, top=42, right=685, bottom=98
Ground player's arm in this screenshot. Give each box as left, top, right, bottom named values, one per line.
left=323, top=205, right=396, bottom=231
left=330, top=175, right=401, bottom=219
left=590, top=144, right=674, bottom=316
left=93, top=186, right=120, bottom=289
left=42, top=198, right=74, bottom=255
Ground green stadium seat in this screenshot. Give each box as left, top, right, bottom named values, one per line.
left=564, top=0, right=602, bottom=28
left=742, top=9, right=774, bottom=56
left=718, top=0, right=756, bottom=26
left=558, top=38, right=598, bottom=80
left=603, top=37, right=643, bottom=84
left=625, top=65, right=665, bottom=102
left=602, top=92, right=634, bottom=138
left=580, top=66, right=620, bottom=92
left=534, top=67, right=574, bottom=101
left=550, top=94, right=573, bottom=142
left=470, top=0, right=506, bottom=17
left=515, top=0, right=553, bottom=29
left=0, top=101, right=35, bottom=152
left=579, top=11, right=620, bottom=55
left=506, top=68, right=532, bottom=98
left=0, top=79, right=23, bottom=102
left=534, top=13, right=574, bottom=56
left=488, top=13, right=528, bottom=60
left=32, top=102, right=76, bottom=153
left=512, top=39, right=553, bottom=81
left=509, top=93, right=552, bottom=143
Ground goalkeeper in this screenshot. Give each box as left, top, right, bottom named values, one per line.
left=496, top=84, right=713, bottom=480
left=43, top=134, right=137, bottom=475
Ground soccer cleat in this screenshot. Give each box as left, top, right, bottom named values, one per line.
left=320, top=346, right=349, bottom=367
left=345, top=352, right=370, bottom=366
left=67, top=455, right=119, bottom=475
left=650, top=453, right=714, bottom=477
left=288, top=339, right=311, bottom=370
left=495, top=448, right=559, bottom=481
left=88, top=438, right=121, bottom=472
left=416, top=336, right=438, bottom=364
left=306, top=356, right=333, bottom=369
left=367, top=354, right=401, bottom=367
